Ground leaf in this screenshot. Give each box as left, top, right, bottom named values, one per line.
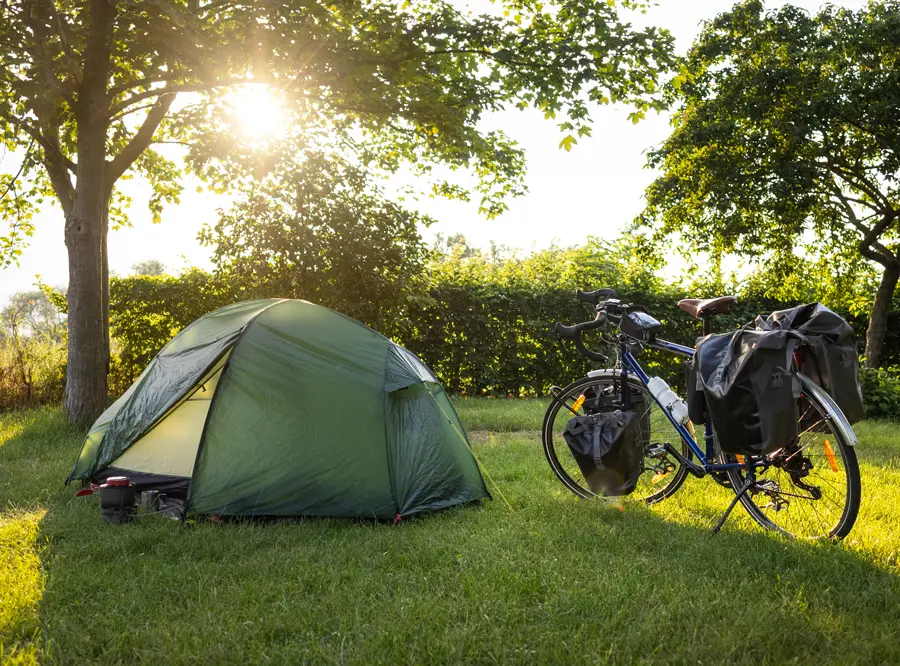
left=559, top=135, right=577, bottom=152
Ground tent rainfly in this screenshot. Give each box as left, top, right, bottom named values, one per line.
left=67, top=299, right=489, bottom=519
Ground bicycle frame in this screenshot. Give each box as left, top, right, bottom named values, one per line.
left=605, top=337, right=766, bottom=473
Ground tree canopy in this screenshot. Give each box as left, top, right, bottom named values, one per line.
left=131, top=259, right=166, bottom=276
left=199, top=151, right=431, bottom=335
left=0, top=0, right=675, bottom=423
left=642, top=0, right=900, bottom=366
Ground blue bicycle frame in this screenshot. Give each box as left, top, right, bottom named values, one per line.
left=613, top=338, right=765, bottom=472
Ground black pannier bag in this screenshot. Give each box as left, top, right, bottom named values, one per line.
left=755, top=303, right=864, bottom=424
left=581, top=383, right=651, bottom=448
left=694, top=328, right=800, bottom=456
left=563, top=410, right=643, bottom=496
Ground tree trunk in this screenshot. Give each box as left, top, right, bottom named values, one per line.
left=101, top=206, right=110, bottom=375
left=864, top=263, right=899, bottom=369
left=64, top=166, right=108, bottom=425
left=64, top=0, right=114, bottom=425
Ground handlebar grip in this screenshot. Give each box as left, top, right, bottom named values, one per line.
left=555, top=322, right=580, bottom=339
left=554, top=315, right=607, bottom=339
left=576, top=288, right=618, bottom=304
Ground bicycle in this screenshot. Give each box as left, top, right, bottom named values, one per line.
left=543, top=288, right=861, bottom=540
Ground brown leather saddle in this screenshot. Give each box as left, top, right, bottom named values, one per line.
left=676, top=295, right=737, bottom=319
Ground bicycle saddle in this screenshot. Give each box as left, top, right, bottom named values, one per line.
left=677, top=295, right=737, bottom=319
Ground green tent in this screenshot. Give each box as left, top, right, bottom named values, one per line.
left=67, top=299, right=489, bottom=519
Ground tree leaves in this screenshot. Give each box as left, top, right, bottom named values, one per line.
left=643, top=0, right=900, bottom=283
left=0, top=0, right=676, bottom=264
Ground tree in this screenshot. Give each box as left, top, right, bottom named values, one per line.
left=1, top=0, right=675, bottom=424
left=0, top=290, right=66, bottom=405
left=200, top=151, right=430, bottom=336
left=131, top=259, right=166, bottom=276
left=643, top=0, right=900, bottom=366
left=0, top=290, right=65, bottom=341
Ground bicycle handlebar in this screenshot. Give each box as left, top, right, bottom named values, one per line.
left=553, top=315, right=609, bottom=362
left=576, top=287, right=617, bottom=305
left=554, top=315, right=607, bottom=340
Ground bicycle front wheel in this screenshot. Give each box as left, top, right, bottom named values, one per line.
left=542, top=373, right=691, bottom=504
left=723, top=375, right=861, bottom=540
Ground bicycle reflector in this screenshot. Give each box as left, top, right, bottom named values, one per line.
left=572, top=394, right=585, bottom=412
left=823, top=439, right=839, bottom=473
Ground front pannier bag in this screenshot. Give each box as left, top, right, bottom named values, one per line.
left=694, top=329, right=800, bottom=456
left=563, top=410, right=643, bottom=496
left=755, top=303, right=864, bottom=423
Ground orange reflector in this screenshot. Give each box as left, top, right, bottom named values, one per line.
left=652, top=472, right=668, bottom=484
left=572, top=394, right=585, bottom=412
left=823, top=439, right=839, bottom=473
left=735, top=455, right=745, bottom=464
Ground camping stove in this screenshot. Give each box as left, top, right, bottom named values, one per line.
left=98, top=476, right=136, bottom=524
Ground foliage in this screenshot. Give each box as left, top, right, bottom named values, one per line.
left=0, top=0, right=679, bottom=247
left=0, top=292, right=66, bottom=410
left=0, top=337, right=66, bottom=412
left=0, top=291, right=65, bottom=341
left=3, top=406, right=900, bottom=663
left=859, top=366, right=900, bottom=421
left=0, top=0, right=677, bottom=424
left=403, top=238, right=703, bottom=394
left=107, top=270, right=238, bottom=388
left=81, top=243, right=898, bottom=399
left=200, top=151, right=431, bottom=336
left=643, top=0, right=900, bottom=366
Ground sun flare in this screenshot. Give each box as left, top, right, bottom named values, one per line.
left=228, top=87, right=287, bottom=140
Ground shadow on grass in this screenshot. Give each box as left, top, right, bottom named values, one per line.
left=3, top=410, right=900, bottom=664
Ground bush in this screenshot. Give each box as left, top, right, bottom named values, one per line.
left=859, top=367, right=900, bottom=420
left=0, top=291, right=67, bottom=411
left=0, top=336, right=66, bottom=411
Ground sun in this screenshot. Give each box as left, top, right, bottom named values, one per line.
left=227, top=86, right=288, bottom=140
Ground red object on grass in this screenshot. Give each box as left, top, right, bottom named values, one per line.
left=75, top=488, right=94, bottom=497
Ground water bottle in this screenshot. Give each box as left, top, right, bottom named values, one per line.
left=647, top=377, right=690, bottom=424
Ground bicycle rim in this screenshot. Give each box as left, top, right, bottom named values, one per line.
left=724, top=388, right=861, bottom=540
left=542, top=374, right=690, bottom=504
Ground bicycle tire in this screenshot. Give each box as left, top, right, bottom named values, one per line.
left=542, top=373, right=691, bottom=504
left=723, top=375, right=861, bottom=540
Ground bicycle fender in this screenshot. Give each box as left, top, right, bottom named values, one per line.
left=797, top=372, right=858, bottom=446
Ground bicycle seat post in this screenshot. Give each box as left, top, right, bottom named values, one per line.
left=701, top=315, right=713, bottom=337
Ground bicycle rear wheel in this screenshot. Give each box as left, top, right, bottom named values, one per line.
left=722, top=376, right=861, bottom=540
left=542, top=373, right=691, bottom=504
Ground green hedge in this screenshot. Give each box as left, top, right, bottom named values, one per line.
left=5, top=240, right=899, bottom=415
left=106, top=241, right=873, bottom=397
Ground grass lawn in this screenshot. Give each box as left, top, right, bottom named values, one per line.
left=2, top=400, right=899, bottom=665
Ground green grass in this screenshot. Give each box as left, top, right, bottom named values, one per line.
left=450, top=396, right=545, bottom=431
left=2, top=401, right=900, bottom=664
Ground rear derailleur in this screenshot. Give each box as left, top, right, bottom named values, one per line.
left=774, top=450, right=822, bottom=500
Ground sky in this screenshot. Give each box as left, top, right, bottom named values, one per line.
left=0, top=0, right=868, bottom=303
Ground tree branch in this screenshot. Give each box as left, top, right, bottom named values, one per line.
left=0, top=139, right=34, bottom=202
left=105, top=94, right=175, bottom=188
left=0, top=107, right=76, bottom=210
left=825, top=160, right=892, bottom=213
left=108, top=73, right=183, bottom=98
left=26, top=2, right=77, bottom=107
left=107, top=78, right=251, bottom=116
left=830, top=182, right=898, bottom=268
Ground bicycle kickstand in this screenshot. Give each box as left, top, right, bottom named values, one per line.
left=712, top=474, right=755, bottom=534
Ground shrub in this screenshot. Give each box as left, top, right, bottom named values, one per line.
left=0, top=336, right=67, bottom=411
left=859, top=366, right=900, bottom=420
